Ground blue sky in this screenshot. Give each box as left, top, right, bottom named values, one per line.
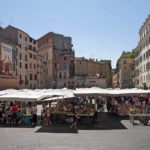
left=0, top=0, right=150, bottom=68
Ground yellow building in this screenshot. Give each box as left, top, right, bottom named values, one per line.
left=75, top=57, right=112, bottom=88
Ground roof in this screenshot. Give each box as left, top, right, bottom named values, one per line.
left=3, top=25, right=36, bottom=40
left=7, top=25, right=29, bottom=36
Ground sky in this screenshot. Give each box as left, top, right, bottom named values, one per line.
left=0, top=0, right=150, bottom=68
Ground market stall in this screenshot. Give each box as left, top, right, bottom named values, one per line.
left=74, top=87, right=150, bottom=116
left=0, top=88, right=73, bottom=126
left=0, top=87, right=149, bottom=126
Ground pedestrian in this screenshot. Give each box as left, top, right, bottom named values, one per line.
left=45, top=108, right=52, bottom=126
left=130, top=104, right=136, bottom=125
left=32, top=104, right=37, bottom=126
left=70, top=109, right=79, bottom=129
left=12, top=103, right=19, bottom=125
left=106, top=98, right=112, bottom=112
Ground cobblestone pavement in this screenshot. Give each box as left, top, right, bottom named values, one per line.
left=0, top=117, right=150, bottom=150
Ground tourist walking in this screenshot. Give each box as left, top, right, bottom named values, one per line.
left=32, top=105, right=37, bottom=126
left=70, top=110, right=79, bottom=129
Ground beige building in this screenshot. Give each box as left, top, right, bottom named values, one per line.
left=117, top=51, right=135, bottom=89
left=75, top=57, right=112, bottom=88
left=0, top=25, right=37, bottom=89
left=134, top=15, right=150, bottom=89
left=37, top=32, right=75, bottom=88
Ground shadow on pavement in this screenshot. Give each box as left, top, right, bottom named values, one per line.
left=35, top=112, right=127, bottom=133
left=0, top=124, right=35, bottom=128
left=78, top=112, right=127, bottom=130
left=36, top=124, right=78, bottom=133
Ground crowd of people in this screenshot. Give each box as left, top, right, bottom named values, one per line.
left=0, top=102, right=37, bottom=126
left=0, top=96, right=149, bottom=128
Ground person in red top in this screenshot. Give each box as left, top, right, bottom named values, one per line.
left=11, top=103, right=19, bottom=125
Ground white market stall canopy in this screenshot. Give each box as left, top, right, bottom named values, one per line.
left=74, top=87, right=150, bottom=96
left=0, top=87, right=149, bottom=102
left=0, top=88, right=74, bottom=102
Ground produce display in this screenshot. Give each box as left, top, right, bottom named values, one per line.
left=49, top=100, right=95, bottom=116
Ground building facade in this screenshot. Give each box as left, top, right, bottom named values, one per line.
left=37, top=32, right=75, bottom=89
left=75, top=57, right=112, bottom=88
left=134, top=15, right=150, bottom=89
left=0, top=25, right=38, bottom=89
left=112, top=68, right=119, bottom=88
left=117, top=51, right=135, bottom=89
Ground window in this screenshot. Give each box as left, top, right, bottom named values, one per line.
left=59, top=72, right=62, bottom=78
left=33, top=47, right=36, bottom=52
left=25, top=37, right=27, bottom=41
left=124, top=60, right=126, bottom=64
left=34, top=84, right=36, bottom=89
left=30, top=84, right=32, bottom=89
left=25, top=55, right=27, bottom=61
left=30, top=63, right=32, bottom=69
left=64, top=57, right=67, bottom=60
left=34, top=64, right=36, bottom=69
left=30, top=53, right=32, bottom=58
left=30, top=38, right=32, bottom=43
left=146, top=39, right=148, bottom=46
left=20, top=34, right=22, bottom=38
left=30, top=74, right=32, bottom=80
left=25, top=75, right=27, bottom=81
left=20, top=53, right=22, bottom=60
left=34, top=55, right=36, bottom=60
left=20, top=44, right=21, bottom=48
left=34, top=74, right=37, bottom=80
left=13, top=63, right=15, bottom=71
left=146, top=62, right=150, bottom=70
left=64, top=83, right=66, bottom=87
left=64, top=72, right=67, bottom=78
left=46, top=52, right=48, bottom=60
left=25, top=64, right=28, bottom=69
left=64, top=63, right=67, bottom=70
left=143, top=53, right=146, bottom=60
left=20, top=75, right=22, bottom=81
left=146, top=51, right=149, bottom=58
left=140, top=56, right=142, bottom=62
left=149, top=49, right=150, bottom=57
left=29, top=45, right=32, bottom=50
left=20, top=62, right=22, bottom=68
